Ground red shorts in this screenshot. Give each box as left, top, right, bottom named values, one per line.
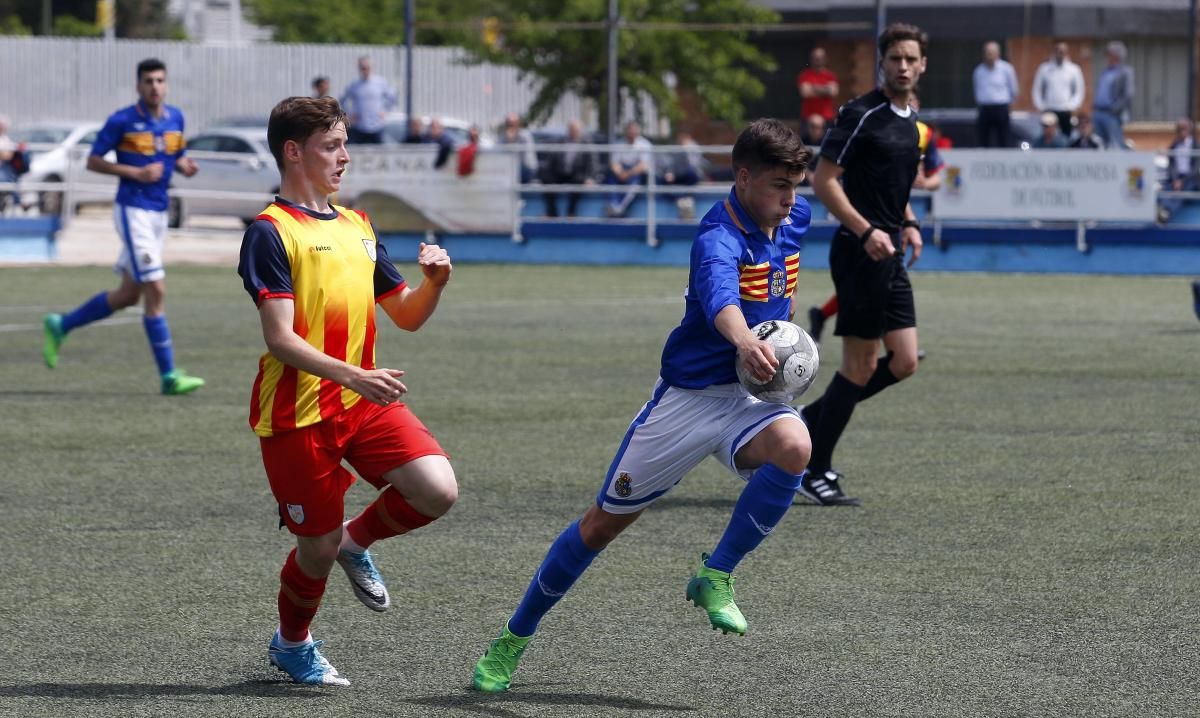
left=259, top=399, right=446, bottom=537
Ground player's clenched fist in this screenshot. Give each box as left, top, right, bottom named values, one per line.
left=417, top=242, right=452, bottom=286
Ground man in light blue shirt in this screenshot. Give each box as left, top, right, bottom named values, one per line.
left=1092, top=41, right=1136, bottom=149
left=972, top=41, right=1019, bottom=147
left=340, top=56, right=397, bottom=144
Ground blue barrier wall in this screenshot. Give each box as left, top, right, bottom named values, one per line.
left=0, top=217, right=59, bottom=262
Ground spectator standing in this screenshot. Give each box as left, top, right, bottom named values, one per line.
left=1092, top=41, right=1135, bottom=149
left=340, top=56, right=397, bottom=144
left=458, top=125, right=482, bottom=177
left=1069, top=113, right=1103, bottom=149
left=425, top=118, right=454, bottom=170
left=1032, top=112, right=1069, bottom=148
left=499, top=113, right=537, bottom=184
left=797, top=48, right=840, bottom=124
left=972, top=41, right=1019, bottom=147
left=1032, top=41, right=1085, bottom=137
left=541, top=120, right=596, bottom=218
left=311, top=76, right=331, bottom=99
left=605, top=120, right=652, bottom=218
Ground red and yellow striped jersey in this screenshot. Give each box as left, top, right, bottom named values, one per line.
left=237, top=199, right=407, bottom=437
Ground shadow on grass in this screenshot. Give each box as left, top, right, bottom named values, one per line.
left=404, top=689, right=694, bottom=717
left=0, top=680, right=331, bottom=700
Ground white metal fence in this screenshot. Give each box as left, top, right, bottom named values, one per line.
left=0, top=37, right=660, bottom=132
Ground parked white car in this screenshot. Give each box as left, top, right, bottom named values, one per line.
left=172, top=126, right=278, bottom=227
left=9, top=121, right=113, bottom=214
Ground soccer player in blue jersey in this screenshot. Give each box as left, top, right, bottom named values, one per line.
left=472, top=119, right=814, bottom=693
left=41, top=58, right=204, bottom=395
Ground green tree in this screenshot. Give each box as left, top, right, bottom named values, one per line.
left=246, top=0, right=776, bottom=129
left=458, top=0, right=779, bottom=129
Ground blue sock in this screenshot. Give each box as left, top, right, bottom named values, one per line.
left=142, top=315, right=175, bottom=376
left=60, top=292, right=113, bottom=334
left=706, top=464, right=801, bottom=574
left=508, top=521, right=601, bottom=637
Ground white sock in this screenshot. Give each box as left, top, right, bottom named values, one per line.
left=274, top=629, right=311, bottom=648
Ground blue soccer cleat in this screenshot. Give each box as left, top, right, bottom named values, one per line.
left=336, top=548, right=391, bottom=612
left=268, top=634, right=349, bottom=686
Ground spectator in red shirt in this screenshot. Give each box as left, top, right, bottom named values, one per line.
left=797, top=47, right=840, bottom=123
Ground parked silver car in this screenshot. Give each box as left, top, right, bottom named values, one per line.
left=173, top=126, right=278, bottom=227
left=9, top=120, right=114, bottom=214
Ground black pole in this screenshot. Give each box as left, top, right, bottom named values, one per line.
left=1190, top=0, right=1197, bottom=120
left=607, top=0, right=618, bottom=142
left=405, top=0, right=415, bottom=123
left=875, top=0, right=886, bottom=63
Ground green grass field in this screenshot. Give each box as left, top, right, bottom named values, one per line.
left=1, top=264, right=1197, bottom=718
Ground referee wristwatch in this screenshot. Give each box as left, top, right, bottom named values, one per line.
left=901, top=219, right=921, bottom=231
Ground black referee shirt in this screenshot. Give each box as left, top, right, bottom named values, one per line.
left=819, top=88, right=920, bottom=233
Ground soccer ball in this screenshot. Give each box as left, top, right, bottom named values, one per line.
left=736, top=320, right=820, bottom=404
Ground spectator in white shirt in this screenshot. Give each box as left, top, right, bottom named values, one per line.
left=605, top=121, right=652, bottom=217
left=972, top=41, right=1019, bottom=147
left=1032, top=41, right=1085, bottom=138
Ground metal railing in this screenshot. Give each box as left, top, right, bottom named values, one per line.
left=5, top=143, right=1200, bottom=255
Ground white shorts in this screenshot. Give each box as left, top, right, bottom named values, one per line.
left=597, top=379, right=803, bottom=514
left=113, top=203, right=168, bottom=283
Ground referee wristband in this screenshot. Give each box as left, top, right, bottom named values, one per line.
left=858, top=226, right=877, bottom=245
left=901, top=219, right=920, bottom=231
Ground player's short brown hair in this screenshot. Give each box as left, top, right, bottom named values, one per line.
left=267, top=96, right=348, bottom=170
left=878, top=22, right=928, bottom=58
left=731, top=118, right=811, bottom=175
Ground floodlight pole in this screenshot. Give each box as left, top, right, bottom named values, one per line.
left=875, top=0, right=886, bottom=62
left=607, top=0, right=619, bottom=142
left=1190, top=0, right=1197, bottom=119
left=405, top=0, right=415, bottom=124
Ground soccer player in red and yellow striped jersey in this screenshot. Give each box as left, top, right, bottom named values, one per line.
left=237, top=96, right=456, bottom=686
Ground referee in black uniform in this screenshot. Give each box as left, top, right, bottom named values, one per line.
left=796, top=23, right=928, bottom=507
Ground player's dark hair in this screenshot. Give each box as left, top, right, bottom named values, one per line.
left=267, top=96, right=348, bottom=170
left=878, top=22, right=928, bottom=58
left=137, top=58, right=166, bottom=80
left=731, top=118, right=811, bottom=175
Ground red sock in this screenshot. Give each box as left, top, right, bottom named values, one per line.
left=345, top=488, right=435, bottom=549
left=821, top=294, right=839, bottom=318
left=277, top=548, right=327, bottom=642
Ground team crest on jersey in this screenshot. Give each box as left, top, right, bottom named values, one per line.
left=286, top=503, right=305, bottom=525
left=615, top=472, right=633, bottom=497
left=153, top=135, right=165, bottom=153
left=362, top=238, right=377, bottom=261
left=770, top=269, right=786, bottom=297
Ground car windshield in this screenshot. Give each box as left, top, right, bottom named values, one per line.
left=10, top=127, right=73, bottom=145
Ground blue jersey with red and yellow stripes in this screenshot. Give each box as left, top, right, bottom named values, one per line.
left=90, top=101, right=187, bottom=211
left=237, top=198, right=407, bottom=437
left=659, top=189, right=810, bottom=389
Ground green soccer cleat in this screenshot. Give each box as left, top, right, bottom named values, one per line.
left=42, top=313, right=64, bottom=368
left=686, top=553, right=747, bottom=636
left=472, top=623, right=532, bottom=693
left=161, top=369, right=206, bottom=395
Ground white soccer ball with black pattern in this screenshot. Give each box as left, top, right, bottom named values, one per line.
left=736, top=320, right=820, bottom=404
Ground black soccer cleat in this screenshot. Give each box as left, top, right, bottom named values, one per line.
left=807, top=306, right=826, bottom=345
left=795, top=470, right=863, bottom=507
left=1192, top=280, right=1200, bottom=322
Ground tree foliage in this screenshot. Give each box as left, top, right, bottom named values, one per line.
left=246, top=0, right=777, bottom=129
left=0, top=0, right=180, bottom=38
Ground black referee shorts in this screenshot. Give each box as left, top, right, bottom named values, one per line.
left=829, top=226, right=917, bottom=340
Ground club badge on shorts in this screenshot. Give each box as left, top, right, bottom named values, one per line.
left=615, top=472, right=633, bottom=497
left=287, top=503, right=305, bottom=525
left=362, top=238, right=377, bottom=261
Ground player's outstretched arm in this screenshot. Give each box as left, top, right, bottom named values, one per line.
left=378, top=242, right=452, bottom=331
left=259, top=297, right=408, bottom=405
